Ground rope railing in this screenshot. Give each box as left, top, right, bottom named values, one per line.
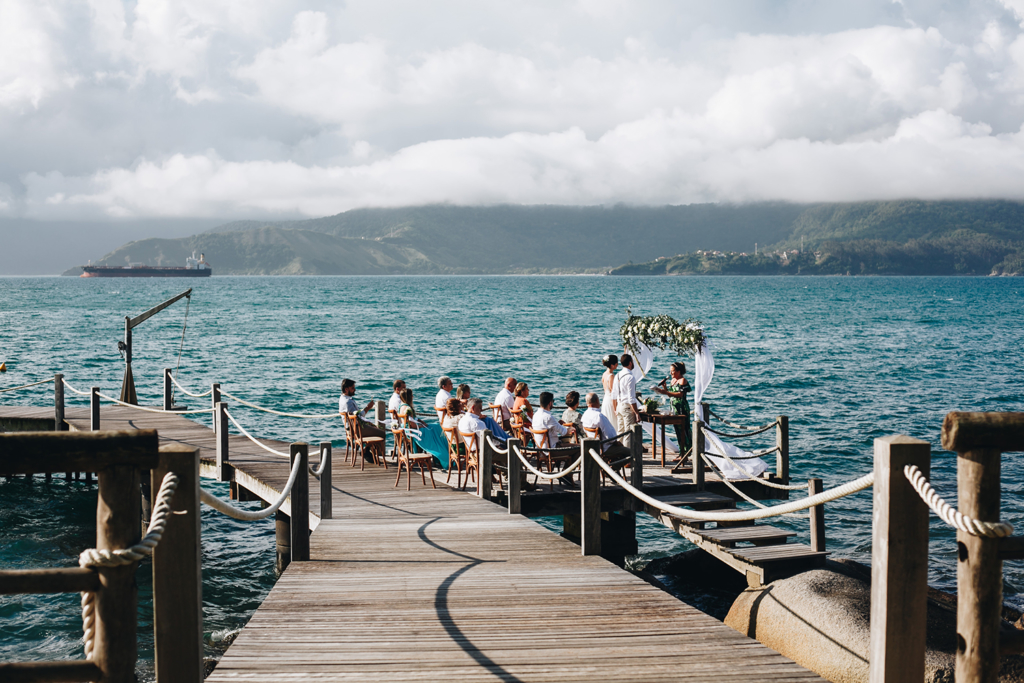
left=588, top=448, right=874, bottom=522
left=199, top=455, right=304, bottom=521
left=904, top=464, right=1014, bottom=538
left=701, top=452, right=808, bottom=519
left=170, top=375, right=213, bottom=398
left=62, top=378, right=92, bottom=396
left=0, top=377, right=56, bottom=393
left=80, top=470, right=179, bottom=658
left=703, top=421, right=778, bottom=439
left=224, top=409, right=290, bottom=458
left=511, top=444, right=583, bottom=481
left=309, top=446, right=330, bottom=479
left=219, top=390, right=340, bottom=419
left=707, top=409, right=778, bottom=433
left=96, top=391, right=215, bottom=415
left=487, top=437, right=508, bottom=454
left=701, top=432, right=806, bottom=490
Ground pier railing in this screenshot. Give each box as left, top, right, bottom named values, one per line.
left=690, top=402, right=789, bottom=490
left=0, top=431, right=203, bottom=683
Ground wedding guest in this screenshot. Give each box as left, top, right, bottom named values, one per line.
left=398, top=388, right=425, bottom=428
left=388, top=379, right=406, bottom=418
left=561, top=391, right=584, bottom=439
left=493, top=377, right=517, bottom=429
left=581, top=392, right=630, bottom=461
left=339, top=378, right=385, bottom=439
left=435, top=376, right=454, bottom=415
left=512, top=381, right=533, bottom=426
left=456, top=383, right=471, bottom=408
left=601, top=355, right=619, bottom=427
left=458, top=397, right=488, bottom=434
left=455, top=385, right=510, bottom=440
left=616, top=354, right=641, bottom=449
left=653, top=361, right=692, bottom=454
left=531, top=392, right=571, bottom=446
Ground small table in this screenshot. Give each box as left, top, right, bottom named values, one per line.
left=640, top=412, right=690, bottom=467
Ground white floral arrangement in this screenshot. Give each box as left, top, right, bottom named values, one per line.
left=619, top=306, right=706, bottom=357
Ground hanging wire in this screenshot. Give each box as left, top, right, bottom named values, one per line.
left=170, top=294, right=191, bottom=406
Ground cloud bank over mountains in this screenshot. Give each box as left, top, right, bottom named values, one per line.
left=5, top=0, right=1024, bottom=219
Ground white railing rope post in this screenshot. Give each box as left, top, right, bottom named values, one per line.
left=319, top=442, right=332, bottom=520
left=507, top=438, right=522, bottom=514
left=289, top=443, right=310, bottom=562
left=215, top=402, right=230, bottom=482
left=163, top=368, right=173, bottom=411
left=54, top=373, right=66, bottom=431
left=868, top=435, right=930, bottom=683
left=580, top=439, right=602, bottom=556
left=478, top=430, right=493, bottom=501
left=90, top=387, right=100, bottom=431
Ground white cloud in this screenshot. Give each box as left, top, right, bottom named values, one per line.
left=0, top=2, right=67, bottom=109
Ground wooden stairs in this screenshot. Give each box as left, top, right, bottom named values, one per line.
left=643, top=491, right=828, bottom=587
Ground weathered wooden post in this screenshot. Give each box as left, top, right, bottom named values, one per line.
left=152, top=444, right=202, bottom=683
left=95, top=462, right=142, bottom=683
left=580, top=438, right=602, bottom=556
left=54, top=373, right=66, bottom=431
left=210, top=383, right=220, bottom=429
left=163, top=368, right=173, bottom=411
left=629, top=424, right=644, bottom=512
left=808, top=478, right=825, bottom=552
left=941, top=412, right=1022, bottom=683
left=507, top=438, right=522, bottom=514
left=289, top=443, right=310, bottom=563
left=215, top=402, right=230, bottom=482
left=275, top=511, right=290, bottom=572
left=693, top=403, right=708, bottom=490
left=478, top=430, right=493, bottom=501
left=776, top=415, right=790, bottom=482
left=868, top=435, right=930, bottom=683
left=319, top=442, right=332, bottom=520
left=91, top=387, right=101, bottom=430
left=374, top=400, right=386, bottom=428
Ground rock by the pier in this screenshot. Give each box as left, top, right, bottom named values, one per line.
left=725, top=561, right=1024, bottom=682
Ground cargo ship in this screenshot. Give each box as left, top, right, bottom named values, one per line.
left=81, top=252, right=212, bottom=278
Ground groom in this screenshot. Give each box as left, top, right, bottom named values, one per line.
left=616, top=354, right=641, bottom=449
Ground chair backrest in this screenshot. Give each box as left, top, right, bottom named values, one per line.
left=489, top=403, right=503, bottom=422
left=442, top=425, right=463, bottom=459
left=583, top=426, right=600, bottom=440
left=435, top=407, right=445, bottom=424
left=345, top=413, right=365, bottom=442
left=529, top=428, right=551, bottom=450
left=459, top=431, right=480, bottom=465
left=560, top=422, right=579, bottom=444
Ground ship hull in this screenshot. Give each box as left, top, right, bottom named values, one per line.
left=81, top=267, right=212, bottom=278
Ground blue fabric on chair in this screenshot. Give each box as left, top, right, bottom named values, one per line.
left=412, top=423, right=450, bottom=469
left=482, top=416, right=510, bottom=441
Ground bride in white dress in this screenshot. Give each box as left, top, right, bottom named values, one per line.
left=600, top=354, right=619, bottom=430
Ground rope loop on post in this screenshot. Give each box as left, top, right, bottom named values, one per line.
left=0, top=377, right=56, bottom=393
left=903, top=464, right=1014, bottom=537
left=700, top=428, right=806, bottom=490
left=224, top=409, right=291, bottom=458
left=199, top=455, right=304, bottom=521
left=169, top=374, right=214, bottom=398
left=219, top=390, right=340, bottom=419
left=95, top=391, right=215, bottom=414
left=486, top=437, right=508, bottom=454
left=61, top=378, right=92, bottom=396
left=511, top=444, right=583, bottom=481
left=702, top=422, right=778, bottom=439
left=707, top=409, right=779, bottom=433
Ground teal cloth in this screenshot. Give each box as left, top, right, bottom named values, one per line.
left=411, top=423, right=450, bottom=469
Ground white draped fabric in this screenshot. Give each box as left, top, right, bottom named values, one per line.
left=693, top=339, right=767, bottom=480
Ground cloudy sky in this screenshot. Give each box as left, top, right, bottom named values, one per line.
left=5, top=0, right=1024, bottom=221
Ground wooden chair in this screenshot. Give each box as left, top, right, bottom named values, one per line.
left=528, top=427, right=575, bottom=491
left=510, top=409, right=530, bottom=445
left=388, top=409, right=400, bottom=458
left=458, top=431, right=481, bottom=492
left=394, top=416, right=436, bottom=490
left=441, top=425, right=467, bottom=489
left=343, top=417, right=356, bottom=464
left=583, top=426, right=630, bottom=484
left=560, top=421, right=579, bottom=445
left=345, top=414, right=386, bottom=470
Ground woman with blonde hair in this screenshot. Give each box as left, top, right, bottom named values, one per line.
left=512, top=381, right=533, bottom=427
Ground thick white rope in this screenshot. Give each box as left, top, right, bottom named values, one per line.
left=904, top=465, right=1014, bottom=538
left=199, top=455, right=304, bottom=521
left=96, top=391, right=215, bottom=414
left=487, top=437, right=508, bottom=454
left=701, top=452, right=809, bottom=520
left=708, top=409, right=778, bottom=433
left=0, top=377, right=56, bottom=393
left=309, top=446, right=329, bottom=479
left=170, top=375, right=213, bottom=398
left=219, top=390, right=340, bottom=419
left=703, top=428, right=806, bottom=490
left=61, top=378, right=92, bottom=396
left=704, top=421, right=778, bottom=439
left=80, top=471, right=179, bottom=658
left=589, top=448, right=874, bottom=522
left=512, top=444, right=583, bottom=481
left=224, top=409, right=291, bottom=458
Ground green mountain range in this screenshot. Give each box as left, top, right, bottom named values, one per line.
left=64, top=200, right=1024, bottom=276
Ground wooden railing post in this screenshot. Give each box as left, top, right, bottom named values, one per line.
left=319, top=442, right=332, bottom=520
left=215, top=402, right=230, bottom=482
left=808, top=478, right=825, bottom=552
left=693, top=404, right=707, bottom=490
left=90, top=387, right=101, bottom=431
left=95, top=462, right=142, bottom=683
left=289, top=443, right=310, bottom=562
left=210, top=383, right=220, bottom=429
left=275, top=511, right=290, bottom=573
left=868, top=435, right=930, bottom=683
left=776, top=415, right=790, bottom=482
left=629, top=424, right=644, bottom=512
left=374, top=400, right=386, bottom=428
left=580, top=439, right=602, bottom=556
left=506, top=438, right=522, bottom=514
left=54, top=373, right=66, bottom=431
left=152, top=444, right=202, bottom=683
left=163, top=368, right=173, bottom=411
left=478, top=431, right=493, bottom=501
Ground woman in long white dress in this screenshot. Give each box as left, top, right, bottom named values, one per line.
left=600, top=354, right=619, bottom=430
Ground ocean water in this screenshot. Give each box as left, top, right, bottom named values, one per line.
left=1, top=275, right=1023, bottom=674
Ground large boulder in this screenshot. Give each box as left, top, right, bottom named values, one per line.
left=725, top=561, right=1023, bottom=682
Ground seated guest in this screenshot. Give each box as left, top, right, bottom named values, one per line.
left=581, top=392, right=630, bottom=461
left=456, top=395, right=510, bottom=442
left=388, top=379, right=406, bottom=420
left=339, top=378, right=386, bottom=439
left=456, top=383, right=472, bottom=409
left=398, top=388, right=425, bottom=428
left=458, top=397, right=488, bottom=434
left=531, top=392, right=571, bottom=446
left=435, top=376, right=454, bottom=416
left=512, top=382, right=533, bottom=426
left=493, top=377, right=517, bottom=429
left=561, top=391, right=584, bottom=439
left=441, top=397, right=463, bottom=434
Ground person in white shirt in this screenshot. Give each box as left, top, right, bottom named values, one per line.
left=531, top=392, right=570, bottom=447
left=435, top=376, right=453, bottom=416
left=458, top=398, right=488, bottom=436
left=615, top=354, right=641, bottom=449
left=339, top=378, right=386, bottom=440
left=493, top=377, right=516, bottom=429
left=581, top=393, right=631, bottom=461
left=387, top=379, right=406, bottom=418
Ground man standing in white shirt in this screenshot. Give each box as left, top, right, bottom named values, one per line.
left=435, top=376, right=453, bottom=415
left=531, top=392, right=570, bottom=446
left=616, top=354, right=641, bottom=449
left=493, top=377, right=516, bottom=429
left=581, top=393, right=631, bottom=461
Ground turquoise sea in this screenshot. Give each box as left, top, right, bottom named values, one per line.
left=2, top=275, right=1023, bottom=677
